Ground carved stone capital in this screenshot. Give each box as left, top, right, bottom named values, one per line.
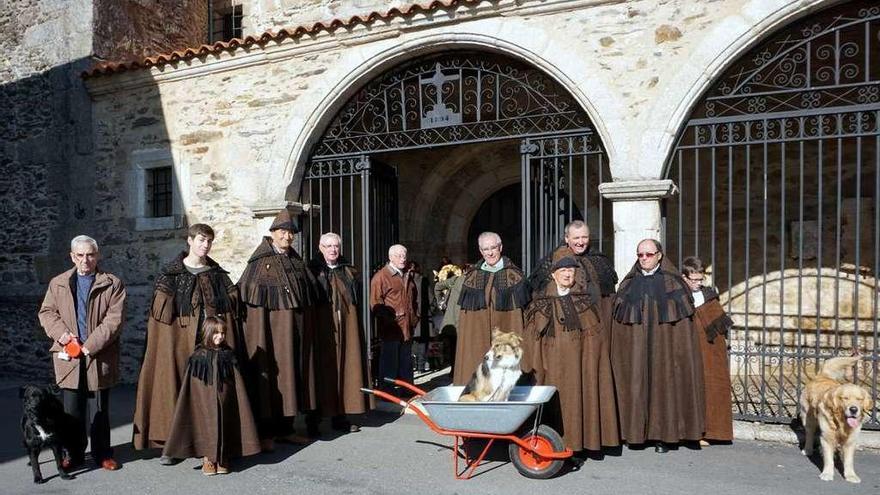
left=598, top=179, right=678, bottom=201
left=250, top=201, right=320, bottom=219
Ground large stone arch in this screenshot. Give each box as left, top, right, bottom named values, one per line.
left=263, top=21, right=625, bottom=207
left=643, top=0, right=839, bottom=179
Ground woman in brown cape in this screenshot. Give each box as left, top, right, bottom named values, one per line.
left=522, top=257, right=619, bottom=452
left=133, top=224, right=241, bottom=461
left=453, top=232, right=530, bottom=385
left=163, top=316, right=260, bottom=475
left=682, top=256, right=734, bottom=443
left=610, top=239, right=705, bottom=453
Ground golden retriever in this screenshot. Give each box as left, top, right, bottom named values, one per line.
left=800, top=355, right=873, bottom=483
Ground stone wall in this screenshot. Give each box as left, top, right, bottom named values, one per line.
left=244, top=0, right=410, bottom=34
left=93, top=0, right=209, bottom=62
left=0, top=0, right=96, bottom=382
left=1, top=0, right=213, bottom=383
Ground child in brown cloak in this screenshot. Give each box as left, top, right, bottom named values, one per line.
left=162, top=316, right=260, bottom=475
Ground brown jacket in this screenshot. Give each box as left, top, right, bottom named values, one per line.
left=38, top=268, right=126, bottom=390
left=369, top=264, right=418, bottom=341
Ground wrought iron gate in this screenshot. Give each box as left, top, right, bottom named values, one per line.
left=521, top=133, right=612, bottom=272
left=663, top=1, right=879, bottom=428
left=300, top=156, right=399, bottom=354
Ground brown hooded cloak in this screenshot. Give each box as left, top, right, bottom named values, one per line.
left=693, top=286, right=734, bottom=441
left=238, top=237, right=321, bottom=433
left=610, top=257, right=705, bottom=444
left=132, top=253, right=240, bottom=450
left=310, top=257, right=370, bottom=415
left=452, top=257, right=530, bottom=385
left=162, top=345, right=260, bottom=463
left=522, top=282, right=620, bottom=451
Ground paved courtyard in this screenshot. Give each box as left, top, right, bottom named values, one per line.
left=1, top=380, right=878, bottom=495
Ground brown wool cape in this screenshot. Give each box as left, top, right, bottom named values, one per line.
left=309, top=257, right=370, bottom=415
left=238, top=238, right=322, bottom=429
left=521, top=282, right=620, bottom=451
left=610, top=258, right=706, bottom=445
left=452, top=257, right=530, bottom=385
left=693, top=287, right=734, bottom=441
left=133, top=253, right=240, bottom=450
left=162, top=346, right=260, bottom=463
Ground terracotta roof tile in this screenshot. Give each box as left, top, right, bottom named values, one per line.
left=83, top=0, right=484, bottom=78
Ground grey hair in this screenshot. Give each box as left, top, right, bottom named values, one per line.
left=70, top=235, right=99, bottom=252
left=388, top=244, right=407, bottom=257
left=564, top=220, right=589, bottom=236
left=319, top=232, right=342, bottom=246
left=477, top=231, right=501, bottom=248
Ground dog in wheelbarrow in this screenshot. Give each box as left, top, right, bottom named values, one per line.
left=459, top=328, right=523, bottom=402
left=800, top=353, right=873, bottom=483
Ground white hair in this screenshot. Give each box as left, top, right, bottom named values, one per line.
left=319, top=232, right=342, bottom=247
left=388, top=244, right=407, bottom=257
left=477, top=231, right=501, bottom=248
left=70, top=235, right=98, bottom=252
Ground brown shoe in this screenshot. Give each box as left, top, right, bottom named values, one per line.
left=276, top=433, right=311, bottom=445
left=260, top=438, right=275, bottom=452
left=216, top=464, right=229, bottom=475
left=100, top=458, right=120, bottom=471
left=202, top=458, right=217, bottom=476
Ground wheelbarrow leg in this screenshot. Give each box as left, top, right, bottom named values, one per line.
left=453, top=435, right=495, bottom=480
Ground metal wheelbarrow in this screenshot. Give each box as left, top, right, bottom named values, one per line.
left=363, top=378, right=572, bottom=479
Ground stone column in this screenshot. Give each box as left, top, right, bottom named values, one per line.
left=598, top=179, right=678, bottom=279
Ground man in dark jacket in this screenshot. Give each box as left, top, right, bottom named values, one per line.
left=369, top=244, right=419, bottom=387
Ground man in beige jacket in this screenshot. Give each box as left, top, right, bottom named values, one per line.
left=38, top=235, right=126, bottom=471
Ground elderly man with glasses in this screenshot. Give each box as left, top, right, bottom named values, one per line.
left=609, top=239, right=706, bottom=454
left=452, top=232, right=530, bottom=385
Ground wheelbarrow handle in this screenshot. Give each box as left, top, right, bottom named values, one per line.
left=382, top=377, right=428, bottom=397
left=361, top=387, right=409, bottom=407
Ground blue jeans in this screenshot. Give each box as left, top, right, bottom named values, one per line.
left=379, top=340, right=414, bottom=385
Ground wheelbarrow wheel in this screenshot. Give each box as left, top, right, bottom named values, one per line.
left=509, top=425, right=566, bottom=479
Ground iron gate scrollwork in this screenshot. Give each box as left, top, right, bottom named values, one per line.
left=521, top=133, right=612, bottom=272
left=300, top=156, right=399, bottom=368
left=312, top=52, right=592, bottom=158
left=664, top=0, right=880, bottom=428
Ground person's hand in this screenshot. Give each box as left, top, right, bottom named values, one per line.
left=81, top=347, right=90, bottom=357
left=58, top=332, right=73, bottom=345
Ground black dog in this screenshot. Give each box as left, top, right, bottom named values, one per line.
left=19, top=385, right=83, bottom=483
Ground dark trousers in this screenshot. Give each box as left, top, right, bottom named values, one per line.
left=378, top=340, right=413, bottom=384
left=62, top=363, right=111, bottom=463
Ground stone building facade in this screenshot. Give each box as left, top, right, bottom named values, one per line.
left=2, top=0, right=877, bottom=427
left=0, top=0, right=208, bottom=380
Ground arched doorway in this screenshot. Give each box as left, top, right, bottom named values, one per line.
left=298, top=50, right=613, bottom=343
left=663, top=0, right=879, bottom=428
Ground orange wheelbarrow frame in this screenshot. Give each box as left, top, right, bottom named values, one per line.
left=362, top=378, right=573, bottom=480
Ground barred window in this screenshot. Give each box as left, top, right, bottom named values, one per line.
left=147, top=166, right=172, bottom=218
left=210, top=2, right=243, bottom=43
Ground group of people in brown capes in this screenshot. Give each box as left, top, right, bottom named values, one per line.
left=434, top=221, right=735, bottom=455
left=39, top=208, right=735, bottom=478
left=131, top=210, right=370, bottom=475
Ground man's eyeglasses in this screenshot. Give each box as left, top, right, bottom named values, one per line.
left=685, top=276, right=705, bottom=283
left=636, top=252, right=657, bottom=259
left=480, top=244, right=502, bottom=253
